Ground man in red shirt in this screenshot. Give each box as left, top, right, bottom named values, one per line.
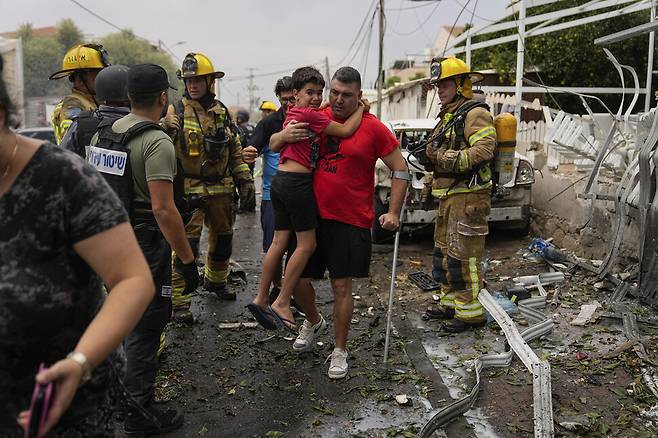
left=272, top=67, right=408, bottom=379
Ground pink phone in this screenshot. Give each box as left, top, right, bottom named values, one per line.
left=25, top=363, right=54, bottom=438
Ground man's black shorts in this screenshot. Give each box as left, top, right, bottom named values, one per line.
left=270, top=171, right=318, bottom=232
left=302, top=218, right=372, bottom=279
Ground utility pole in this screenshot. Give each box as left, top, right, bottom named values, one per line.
left=514, top=0, right=526, bottom=121
left=376, top=0, right=385, bottom=119
left=324, top=56, right=331, bottom=100
left=246, top=67, right=258, bottom=113
left=645, top=0, right=656, bottom=112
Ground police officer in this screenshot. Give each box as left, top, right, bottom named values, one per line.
left=424, top=57, right=496, bottom=333
left=89, top=64, right=199, bottom=436
left=163, top=52, right=255, bottom=323
left=49, top=44, right=110, bottom=144
left=235, top=108, right=255, bottom=146
left=59, top=64, right=131, bottom=157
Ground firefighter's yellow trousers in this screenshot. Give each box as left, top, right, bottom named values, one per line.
left=432, top=191, right=490, bottom=323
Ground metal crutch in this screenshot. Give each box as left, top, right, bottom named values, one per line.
left=383, top=179, right=410, bottom=364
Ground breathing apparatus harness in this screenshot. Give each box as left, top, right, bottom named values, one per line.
left=175, top=97, right=237, bottom=183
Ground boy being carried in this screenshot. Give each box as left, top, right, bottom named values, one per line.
left=248, top=66, right=364, bottom=331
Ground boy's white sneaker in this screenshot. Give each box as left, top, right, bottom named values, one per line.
left=292, top=315, right=326, bottom=352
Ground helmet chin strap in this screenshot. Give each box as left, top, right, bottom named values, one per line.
left=449, top=76, right=466, bottom=103
left=78, top=72, right=98, bottom=106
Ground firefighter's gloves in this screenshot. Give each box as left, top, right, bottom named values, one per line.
left=436, top=149, right=471, bottom=173
left=163, top=113, right=181, bottom=134
left=175, top=258, right=201, bottom=295
left=425, top=141, right=443, bottom=170
left=238, top=180, right=256, bottom=212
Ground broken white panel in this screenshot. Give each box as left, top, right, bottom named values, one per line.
left=570, top=301, right=602, bottom=326
left=478, top=289, right=554, bottom=438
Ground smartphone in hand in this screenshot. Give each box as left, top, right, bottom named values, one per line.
left=25, top=363, right=54, bottom=438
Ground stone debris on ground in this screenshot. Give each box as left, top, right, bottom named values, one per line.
left=142, top=209, right=657, bottom=437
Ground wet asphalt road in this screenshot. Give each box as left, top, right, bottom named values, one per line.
left=152, top=209, right=441, bottom=438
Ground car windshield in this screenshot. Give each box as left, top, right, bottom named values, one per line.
left=397, top=130, right=432, bottom=151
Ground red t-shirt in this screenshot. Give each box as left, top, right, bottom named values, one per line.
left=280, top=106, right=331, bottom=169
left=314, top=108, right=399, bottom=229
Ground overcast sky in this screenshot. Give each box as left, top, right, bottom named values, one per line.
left=0, top=0, right=509, bottom=107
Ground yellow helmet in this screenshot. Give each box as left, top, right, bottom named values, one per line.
left=177, top=52, right=225, bottom=80
left=49, top=44, right=110, bottom=80
left=429, top=57, right=484, bottom=99
left=259, top=101, right=278, bottom=112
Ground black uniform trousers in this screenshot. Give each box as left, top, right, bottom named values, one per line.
left=124, top=220, right=172, bottom=411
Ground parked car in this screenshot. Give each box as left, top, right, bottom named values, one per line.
left=373, top=118, right=535, bottom=242
left=17, top=126, right=56, bottom=144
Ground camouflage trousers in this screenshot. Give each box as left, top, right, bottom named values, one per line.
left=432, top=191, right=490, bottom=323
left=172, top=194, right=234, bottom=311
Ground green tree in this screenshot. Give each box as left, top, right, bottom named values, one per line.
left=100, top=31, right=180, bottom=96
left=56, top=18, right=83, bottom=50
left=385, top=75, right=401, bottom=88
left=470, top=0, right=650, bottom=113
left=22, top=33, right=68, bottom=97
left=16, top=23, right=33, bottom=41
left=411, top=72, right=426, bottom=81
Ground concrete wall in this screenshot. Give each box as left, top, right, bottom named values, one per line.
left=526, top=141, right=640, bottom=264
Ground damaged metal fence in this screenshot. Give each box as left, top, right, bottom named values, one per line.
left=420, top=290, right=555, bottom=438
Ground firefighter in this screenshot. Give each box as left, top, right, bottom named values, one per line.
left=49, top=44, right=110, bottom=144
left=424, top=57, right=496, bottom=333
left=259, top=100, right=277, bottom=119
left=163, top=52, right=255, bottom=323
left=59, top=64, right=131, bottom=157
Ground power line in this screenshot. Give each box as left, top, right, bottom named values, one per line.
left=68, top=0, right=183, bottom=62
left=69, top=0, right=123, bottom=33
left=413, top=4, right=435, bottom=46
left=158, top=40, right=182, bottom=62
left=386, top=1, right=437, bottom=11
left=508, top=1, right=564, bottom=112
left=226, top=59, right=325, bottom=82
left=386, top=0, right=443, bottom=37
left=348, top=8, right=378, bottom=66
left=442, top=0, right=470, bottom=56
left=335, top=0, right=379, bottom=67
left=360, top=9, right=377, bottom=78
left=453, top=0, right=498, bottom=23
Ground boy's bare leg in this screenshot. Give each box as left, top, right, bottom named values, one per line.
left=272, top=229, right=316, bottom=326
left=331, top=277, right=353, bottom=350
left=253, top=230, right=291, bottom=308
left=292, top=278, right=321, bottom=325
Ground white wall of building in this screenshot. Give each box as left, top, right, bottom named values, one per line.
left=0, top=36, right=24, bottom=127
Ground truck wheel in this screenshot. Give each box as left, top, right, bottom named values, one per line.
left=372, top=196, right=394, bottom=244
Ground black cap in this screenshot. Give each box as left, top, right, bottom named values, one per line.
left=127, top=64, right=177, bottom=94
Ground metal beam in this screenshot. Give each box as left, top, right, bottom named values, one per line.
left=479, top=85, right=648, bottom=94
left=515, top=0, right=526, bottom=120
left=448, top=2, right=652, bottom=55
left=595, top=18, right=658, bottom=46
left=645, top=1, right=656, bottom=112
left=478, top=290, right=554, bottom=437
left=447, top=0, right=644, bottom=52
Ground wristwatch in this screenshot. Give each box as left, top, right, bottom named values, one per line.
left=66, top=351, right=92, bottom=385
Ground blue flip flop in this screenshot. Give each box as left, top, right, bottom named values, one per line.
left=246, top=303, right=278, bottom=330
left=268, top=306, right=298, bottom=335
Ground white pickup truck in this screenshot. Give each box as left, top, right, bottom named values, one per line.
left=373, top=118, right=535, bottom=242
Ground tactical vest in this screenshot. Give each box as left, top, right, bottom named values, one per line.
left=175, top=100, right=238, bottom=183
left=89, top=119, right=185, bottom=221
left=75, top=111, right=102, bottom=157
